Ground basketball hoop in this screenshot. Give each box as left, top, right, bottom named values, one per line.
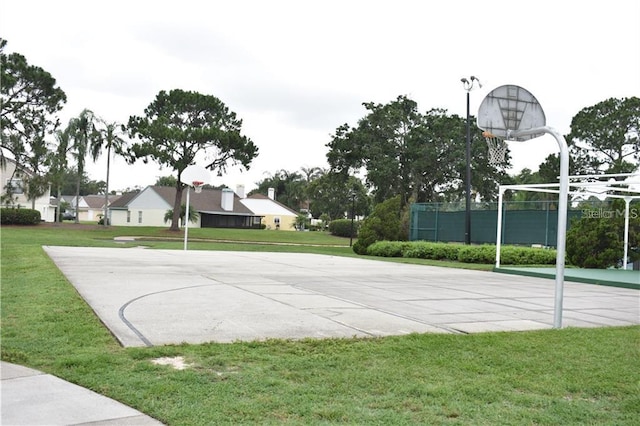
left=192, top=181, right=204, bottom=193
left=483, top=131, right=508, bottom=165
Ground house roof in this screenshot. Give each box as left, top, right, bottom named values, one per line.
left=108, top=191, right=140, bottom=209
left=83, top=194, right=122, bottom=209
left=241, top=193, right=299, bottom=216
left=114, top=186, right=257, bottom=216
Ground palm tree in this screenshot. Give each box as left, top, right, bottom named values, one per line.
left=92, top=119, right=125, bottom=226
left=67, top=109, right=98, bottom=223
left=164, top=203, right=199, bottom=226
left=47, top=127, right=71, bottom=222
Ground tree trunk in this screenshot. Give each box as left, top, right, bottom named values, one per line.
left=74, top=169, right=81, bottom=224
left=103, top=144, right=111, bottom=227
left=171, top=182, right=183, bottom=231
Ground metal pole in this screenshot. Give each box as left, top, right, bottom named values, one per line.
left=103, top=144, right=111, bottom=227
left=495, top=187, right=504, bottom=268
left=465, top=90, right=471, bottom=245
left=349, top=194, right=355, bottom=247
left=623, top=197, right=631, bottom=269
left=512, top=126, right=569, bottom=329
left=183, top=186, right=191, bottom=251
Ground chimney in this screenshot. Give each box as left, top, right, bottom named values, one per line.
left=268, top=187, right=275, bottom=200
left=236, top=184, right=245, bottom=199
left=221, top=188, right=234, bottom=211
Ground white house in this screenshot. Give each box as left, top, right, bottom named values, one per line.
left=1, top=157, right=55, bottom=222
left=108, top=185, right=262, bottom=228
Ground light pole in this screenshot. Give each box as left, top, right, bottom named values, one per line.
left=349, top=191, right=356, bottom=247
left=461, top=76, right=481, bottom=245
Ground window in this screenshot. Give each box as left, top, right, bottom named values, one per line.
left=5, top=178, right=24, bottom=194
left=127, top=211, right=131, bottom=223
left=138, top=211, right=143, bottom=224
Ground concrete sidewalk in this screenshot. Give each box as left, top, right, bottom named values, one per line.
left=1, top=361, right=163, bottom=425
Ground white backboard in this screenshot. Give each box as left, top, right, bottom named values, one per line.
left=477, top=84, right=546, bottom=141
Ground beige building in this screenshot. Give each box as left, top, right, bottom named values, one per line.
left=239, top=189, right=299, bottom=231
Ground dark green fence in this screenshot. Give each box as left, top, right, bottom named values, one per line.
left=409, top=201, right=585, bottom=247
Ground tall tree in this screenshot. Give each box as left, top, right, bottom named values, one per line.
left=92, top=119, right=126, bottom=226
left=127, top=89, right=258, bottom=231
left=306, top=172, right=369, bottom=220
left=67, top=109, right=100, bottom=223
left=327, top=96, right=507, bottom=209
left=567, top=97, right=640, bottom=175
left=0, top=38, right=66, bottom=167
left=47, top=128, right=71, bottom=221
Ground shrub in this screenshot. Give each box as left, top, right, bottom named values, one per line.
left=353, top=196, right=404, bottom=255
left=403, top=241, right=436, bottom=259
left=566, top=202, right=639, bottom=268
left=329, top=219, right=359, bottom=238
left=365, top=239, right=557, bottom=265
left=367, top=241, right=412, bottom=257
left=457, top=245, right=495, bottom=264
left=500, top=246, right=556, bottom=265
left=1, top=208, right=41, bottom=225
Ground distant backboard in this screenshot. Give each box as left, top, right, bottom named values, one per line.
left=477, top=85, right=546, bottom=141
left=180, top=165, right=210, bottom=187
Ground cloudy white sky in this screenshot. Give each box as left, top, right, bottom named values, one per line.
left=2, top=0, right=639, bottom=193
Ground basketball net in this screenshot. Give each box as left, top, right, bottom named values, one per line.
left=192, top=181, right=204, bottom=193
left=482, top=131, right=508, bottom=165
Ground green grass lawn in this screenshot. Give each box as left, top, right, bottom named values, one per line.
left=1, top=224, right=638, bottom=425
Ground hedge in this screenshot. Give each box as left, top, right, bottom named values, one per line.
left=1, top=208, right=41, bottom=225
left=367, top=240, right=557, bottom=265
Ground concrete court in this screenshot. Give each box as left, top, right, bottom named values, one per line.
left=44, top=246, right=639, bottom=348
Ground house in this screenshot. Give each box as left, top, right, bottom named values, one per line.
left=1, top=157, right=55, bottom=222
left=239, top=188, right=300, bottom=230
left=108, top=185, right=262, bottom=228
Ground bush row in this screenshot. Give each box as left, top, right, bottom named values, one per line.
left=1, top=208, right=41, bottom=225
left=366, top=240, right=557, bottom=265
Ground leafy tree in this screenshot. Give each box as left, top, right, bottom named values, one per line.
left=306, top=172, right=369, bottom=220
left=252, top=169, right=304, bottom=211
left=326, top=96, right=507, bottom=209
left=566, top=200, right=639, bottom=268
left=1, top=38, right=66, bottom=166
left=353, top=195, right=405, bottom=255
left=127, top=89, right=258, bottom=231
left=56, top=168, right=104, bottom=196
left=47, top=128, right=71, bottom=221
left=567, top=97, right=640, bottom=174
left=155, top=175, right=178, bottom=187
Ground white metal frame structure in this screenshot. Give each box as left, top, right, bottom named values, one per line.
left=496, top=173, right=640, bottom=268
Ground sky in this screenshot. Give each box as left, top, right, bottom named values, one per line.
left=2, top=0, right=639, bottom=194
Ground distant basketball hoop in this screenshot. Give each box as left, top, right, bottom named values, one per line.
left=192, top=181, right=204, bottom=193
left=181, top=166, right=211, bottom=251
